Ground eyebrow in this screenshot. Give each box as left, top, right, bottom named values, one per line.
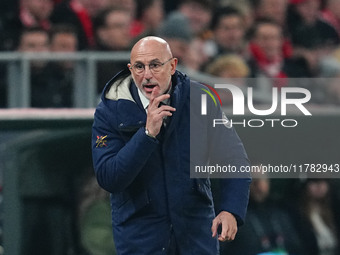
left=134, top=58, right=161, bottom=64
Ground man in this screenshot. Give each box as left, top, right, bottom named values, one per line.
left=248, top=19, right=311, bottom=80
left=176, top=0, right=215, bottom=70
left=211, top=6, right=248, bottom=57
left=93, top=7, right=133, bottom=93
left=178, top=0, right=213, bottom=37
left=17, top=27, right=50, bottom=55
left=0, top=0, right=53, bottom=51
left=32, top=25, right=79, bottom=108
left=130, top=0, right=165, bottom=39
left=16, top=28, right=50, bottom=107
left=93, top=7, right=132, bottom=51
left=92, top=36, right=251, bottom=254
left=51, top=0, right=111, bottom=49
left=254, top=0, right=288, bottom=28
left=50, top=25, right=78, bottom=53
left=288, top=0, right=340, bottom=49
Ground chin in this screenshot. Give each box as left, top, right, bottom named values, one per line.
left=143, top=92, right=152, bottom=99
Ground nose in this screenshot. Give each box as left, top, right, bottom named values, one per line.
left=143, top=65, right=153, bottom=80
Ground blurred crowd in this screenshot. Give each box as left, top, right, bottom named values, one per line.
left=76, top=172, right=340, bottom=255
left=1, top=0, right=340, bottom=107
left=0, top=1, right=339, bottom=255
left=219, top=173, right=340, bottom=255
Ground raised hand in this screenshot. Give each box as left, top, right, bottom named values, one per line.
left=145, top=87, right=176, bottom=137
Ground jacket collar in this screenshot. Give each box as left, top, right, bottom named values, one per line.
left=101, top=67, right=132, bottom=103
left=100, top=69, right=190, bottom=132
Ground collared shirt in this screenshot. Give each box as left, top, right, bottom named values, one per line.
left=137, top=84, right=172, bottom=112
left=137, top=87, right=150, bottom=111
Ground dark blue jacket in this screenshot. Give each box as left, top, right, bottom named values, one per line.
left=92, top=68, right=251, bottom=255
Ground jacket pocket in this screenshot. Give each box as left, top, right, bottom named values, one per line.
left=112, top=189, right=150, bottom=225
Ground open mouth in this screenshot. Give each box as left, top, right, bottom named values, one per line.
left=143, top=84, right=157, bottom=93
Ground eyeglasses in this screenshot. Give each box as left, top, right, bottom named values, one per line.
left=130, top=58, right=173, bottom=74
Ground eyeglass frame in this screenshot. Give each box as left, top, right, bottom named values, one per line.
left=129, top=58, right=174, bottom=74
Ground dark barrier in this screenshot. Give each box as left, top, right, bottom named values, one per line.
left=0, top=110, right=94, bottom=255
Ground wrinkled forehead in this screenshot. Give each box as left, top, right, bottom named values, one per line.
left=130, top=40, right=171, bottom=63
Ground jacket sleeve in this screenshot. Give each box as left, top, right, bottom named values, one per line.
left=207, top=93, right=251, bottom=225
left=92, top=103, right=159, bottom=193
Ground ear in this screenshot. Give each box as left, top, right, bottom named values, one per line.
left=127, top=63, right=132, bottom=73
left=170, top=58, right=178, bottom=75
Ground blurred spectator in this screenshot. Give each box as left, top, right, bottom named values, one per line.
left=18, top=28, right=49, bottom=51
left=288, top=0, right=339, bottom=49
left=205, top=54, right=250, bottom=78
left=93, top=7, right=132, bottom=51
left=321, top=0, right=340, bottom=38
left=292, top=179, right=340, bottom=255
left=16, top=26, right=78, bottom=108
left=178, top=0, right=214, bottom=37
left=1, top=26, right=49, bottom=107
left=17, top=27, right=50, bottom=68
left=228, top=0, right=255, bottom=31
left=78, top=174, right=117, bottom=255
left=205, top=54, right=250, bottom=104
left=254, top=0, right=289, bottom=29
left=222, top=172, right=303, bottom=255
left=248, top=19, right=290, bottom=80
left=108, top=0, right=136, bottom=17
left=93, top=7, right=133, bottom=93
left=286, top=50, right=340, bottom=104
left=49, top=24, right=78, bottom=70
left=50, top=24, right=78, bottom=53
left=19, top=0, right=53, bottom=29
left=248, top=19, right=311, bottom=79
left=30, top=25, right=78, bottom=108
left=175, top=0, right=215, bottom=71
left=247, top=19, right=312, bottom=102
left=130, top=0, right=164, bottom=39
left=16, top=27, right=49, bottom=107
left=156, top=12, right=193, bottom=69
left=287, top=0, right=340, bottom=73
left=210, top=6, right=249, bottom=58
left=51, top=0, right=111, bottom=50
left=0, top=0, right=54, bottom=51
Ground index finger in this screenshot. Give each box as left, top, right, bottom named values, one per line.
left=150, top=86, right=160, bottom=101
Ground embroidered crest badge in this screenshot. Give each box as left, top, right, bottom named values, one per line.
left=96, top=135, right=108, bottom=147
